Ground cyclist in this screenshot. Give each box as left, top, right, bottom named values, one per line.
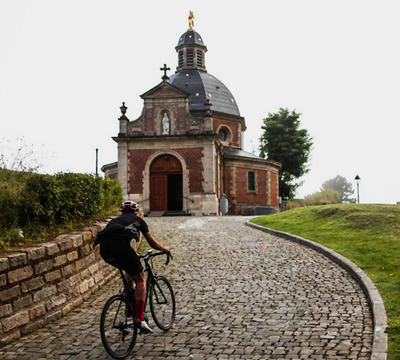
left=96, top=200, right=172, bottom=334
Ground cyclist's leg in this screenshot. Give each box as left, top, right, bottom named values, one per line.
left=122, top=250, right=153, bottom=333
left=131, top=271, right=146, bottom=320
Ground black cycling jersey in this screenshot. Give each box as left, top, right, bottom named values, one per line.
left=97, top=211, right=149, bottom=276
left=95, top=212, right=149, bottom=245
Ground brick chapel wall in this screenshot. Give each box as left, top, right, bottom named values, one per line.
left=128, top=147, right=204, bottom=194
left=0, top=220, right=117, bottom=347
left=235, top=167, right=269, bottom=205
left=269, top=171, right=279, bottom=208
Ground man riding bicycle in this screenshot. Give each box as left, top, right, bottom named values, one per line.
left=96, top=200, right=172, bottom=334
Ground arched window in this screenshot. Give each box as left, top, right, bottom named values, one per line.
left=248, top=171, right=256, bottom=191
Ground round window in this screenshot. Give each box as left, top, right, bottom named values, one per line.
left=218, top=128, right=228, bottom=141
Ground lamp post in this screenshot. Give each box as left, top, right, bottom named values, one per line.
left=355, top=175, right=361, bottom=204
left=95, top=148, right=99, bottom=176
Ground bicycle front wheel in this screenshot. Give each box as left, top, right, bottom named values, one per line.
left=149, top=275, right=176, bottom=331
left=100, top=294, right=137, bottom=359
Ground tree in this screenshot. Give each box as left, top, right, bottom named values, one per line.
left=321, top=175, right=355, bottom=203
left=0, top=137, right=47, bottom=172
left=259, top=108, right=313, bottom=199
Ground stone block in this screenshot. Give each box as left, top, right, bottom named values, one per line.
left=61, top=263, right=76, bottom=277
left=13, top=294, right=33, bottom=311
left=44, top=309, right=62, bottom=324
left=0, top=257, right=10, bottom=272
left=34, top=259, right=54, bottom=275
left=33, top=285, right=57, bottom=302
left=0, top=273, right=6, bottom=287
left=1, top=311, right=29, bottom=332
left=80, top=244, right=91, bottom=257
left=54, top=254, right=67, bottom=267
left=73, top=296, right=83, bottom=308
left=56, top=235, right=73, bottom=252
left=8, top=266, right=34, bottom=284
left=22, top=319, right=44, bottom=335
left=0, top=285, right=21, bottom=301
left=75, top=258, right=86, bottom=271
left=79, top=280, right=89, bottom=294
left=80, top=269, right=89, bottom=279
left=66, top=250, right=78, bottom=262
left=94, top=272, right=104, bottom=283
left=21, top=276, right=45, bottom=293
left=46, top=294, right=67, bottom=311
left=70, top=233, right=83, bottom=248
left=85, top=253, right=96, bottom=266
left=42, top=242, right=60, bottom=256
left=7, top=253, right=27, bottom=268
left=22, top=247, right=46, bottom=261
left=44, top=269, right=61, bottom=282
left=29, top=303, right=46, bottom=320
left=68, top=274, right=81, bottom=287
left=0, top=304, right=12, bottom=318
left=89, top=263, right=99, bottom=274
left=57, top=279, right=71, bottom=293
left=81, top=231, right=92, bottom=242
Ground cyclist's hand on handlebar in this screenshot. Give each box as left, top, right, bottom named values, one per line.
left=162, top=247, right=172, bottom=257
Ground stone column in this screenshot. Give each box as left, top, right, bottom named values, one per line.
left=117, top=141, right=128, bottom=197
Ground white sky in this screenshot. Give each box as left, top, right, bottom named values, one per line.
left=1, top=1, right=399, bottom=204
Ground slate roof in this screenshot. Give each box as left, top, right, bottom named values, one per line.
left=169, top=70, right=240, bottom=116
left=176, top=30, right=207, bottom=49
left=223, top=147, right=262, bottom=159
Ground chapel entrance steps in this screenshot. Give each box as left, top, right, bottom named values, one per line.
left=145, top=210, right=192, bottom=217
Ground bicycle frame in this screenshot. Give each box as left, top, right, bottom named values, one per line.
left=118, top=250, right=170, bottom=313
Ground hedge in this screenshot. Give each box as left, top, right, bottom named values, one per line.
left=0, top=169, right=122, bottom=247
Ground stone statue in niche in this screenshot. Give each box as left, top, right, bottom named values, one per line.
left=162, top=112, right=170, bottom=135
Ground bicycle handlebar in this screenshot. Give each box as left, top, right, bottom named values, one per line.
left=139, top=250, right=172, bottom=266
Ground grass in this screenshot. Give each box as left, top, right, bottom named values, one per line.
left=250, top=204, right=400, bottom=360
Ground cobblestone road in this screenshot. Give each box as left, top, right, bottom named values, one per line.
left=0, top=216, right=373, bottom=359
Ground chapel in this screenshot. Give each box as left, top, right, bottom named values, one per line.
left=102, top=13, right=280, bottom=216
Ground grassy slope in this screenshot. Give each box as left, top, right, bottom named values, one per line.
left=251, top=204, right=400, bottom=360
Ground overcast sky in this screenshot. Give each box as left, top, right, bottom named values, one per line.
left=1, top=1, right=399, bottom=204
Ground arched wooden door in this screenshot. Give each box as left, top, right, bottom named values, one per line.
left=150, top=154, right=183, bottom=211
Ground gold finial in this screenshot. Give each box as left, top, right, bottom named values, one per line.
left=188, top=10, right=194, bottom=29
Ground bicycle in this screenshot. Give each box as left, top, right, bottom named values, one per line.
left=100, top=250, right=176, bottom=359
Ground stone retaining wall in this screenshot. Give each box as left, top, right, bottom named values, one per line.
left=0, top=220, right=117, bottom=347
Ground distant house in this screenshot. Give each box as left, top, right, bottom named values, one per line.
left=102, top=17, right=280, bottom=216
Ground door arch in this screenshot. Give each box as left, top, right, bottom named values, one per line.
left=150, top=154, right=183, bottom=211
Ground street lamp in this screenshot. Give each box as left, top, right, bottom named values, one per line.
left=355, top=175, right=361, bottom=204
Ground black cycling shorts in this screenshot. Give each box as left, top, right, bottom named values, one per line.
left=100, top=239, right=143, bottom=276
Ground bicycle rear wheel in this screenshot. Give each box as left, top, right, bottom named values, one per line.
left=100, top=294, right=137, bottom=359
left=149, top=275, right=176, bottom=331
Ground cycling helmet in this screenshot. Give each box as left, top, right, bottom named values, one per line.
left=120, top=201, right=139, bottom=213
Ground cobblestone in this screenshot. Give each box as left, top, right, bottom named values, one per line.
left=0, top=216, right=373, bottom=359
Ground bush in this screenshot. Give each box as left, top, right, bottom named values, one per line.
left=0, top=169, right=122, bottom=250
left=303, top=188, right=340, bottom=206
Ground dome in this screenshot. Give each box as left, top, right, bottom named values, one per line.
left=176, top=30, right=207, bottom=50
left=169, top=70, right=240, bottom=116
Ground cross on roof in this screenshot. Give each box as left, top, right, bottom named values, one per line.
left=160, top=64, right=170, bottom=80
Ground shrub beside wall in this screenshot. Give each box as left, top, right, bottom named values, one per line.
left=0, top=220, right=117, bottom=347
left=0, top=169, right=122, bottom=249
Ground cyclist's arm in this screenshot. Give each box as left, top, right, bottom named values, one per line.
left=143, top=232, right=171, bottom=256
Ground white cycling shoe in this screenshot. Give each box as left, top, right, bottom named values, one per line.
left=137, top=319, right=154, bottom=334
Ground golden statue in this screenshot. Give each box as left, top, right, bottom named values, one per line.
left=188, top=10, right=194, bottom=29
